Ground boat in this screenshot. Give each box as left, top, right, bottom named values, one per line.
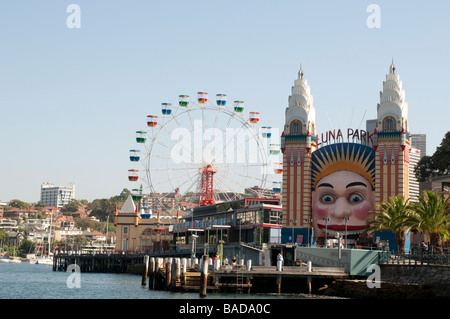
left=37, top=256, right=53, bottom=265
left=32, top=211, right=54, bottom=266
left=0, top=257, right=10, bottom=263
left=9, top=258, right=21, bottom=264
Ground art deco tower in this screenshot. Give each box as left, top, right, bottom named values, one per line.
left=281, top=68, right=317, bottom=230
left=373, top=62, right=411, bottom=206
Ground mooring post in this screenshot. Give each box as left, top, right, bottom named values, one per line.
left=165, top=259, right=172, bottom=290
left=181, top=258, right=187, bottom=276
left=200, top=255, right=208, bottom=298
left=307, top=260, right=312, bottom=295
left=307, top=276, right=312, bottom=295
left=155, top=258, right=162, bottom=290
left=149, top=257, right=155, bottom=289
left=276, top=274, right=282, bottom=294
left=142, top=255, right=149, bottom=286
left=172, top=258, right=180, bottom=290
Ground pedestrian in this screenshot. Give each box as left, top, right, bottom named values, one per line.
left=277, top=253, right=284, bottom=266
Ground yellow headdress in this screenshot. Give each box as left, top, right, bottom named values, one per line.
left=311, top=143, right=375, bottom=190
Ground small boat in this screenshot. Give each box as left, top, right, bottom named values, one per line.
left=9, top=258, right=21, bottom=264
left=37, top=257, right=53, bottom=265
left=0, top=257, right=10, bottom=263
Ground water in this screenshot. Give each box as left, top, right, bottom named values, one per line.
left=0, top=262, right=311, bottom=300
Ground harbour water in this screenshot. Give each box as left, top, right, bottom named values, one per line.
left=0, top=261, right=312, bottom=300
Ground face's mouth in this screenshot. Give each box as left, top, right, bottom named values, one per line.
left=317, top=224, right=368, bottom=232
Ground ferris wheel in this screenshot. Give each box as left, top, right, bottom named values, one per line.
left=127, top=91, right=278, bottom=216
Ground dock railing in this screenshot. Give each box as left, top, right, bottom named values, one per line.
left=383, top=251, right=450, bottom=266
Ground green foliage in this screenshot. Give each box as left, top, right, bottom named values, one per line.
left=367, top=195, right=414, bottom=253
left=411, top=191, right=450, bottom=252
left=415, top=131, right=450, bottom=182
left=87, top=188, right=131, bottom=222
left=61, top=199, right=81, bottom=213
left=8, top=199, right=29, bottom=209
left=19, top=238, right=35, bottom=256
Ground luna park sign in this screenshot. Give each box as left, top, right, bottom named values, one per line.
left=316, top=128, right=375, bottom=147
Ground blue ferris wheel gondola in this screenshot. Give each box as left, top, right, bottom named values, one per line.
left=272, top=181, right=282, bottom=193
left=262, top=126, right=272, bottom=138
left=129, top=149, right=141, bottom=162
left=161, top=103, right=172, bottom=115
left=216, top=94, right=227, bottom=106
left=140, top=206, right=152, bottom=219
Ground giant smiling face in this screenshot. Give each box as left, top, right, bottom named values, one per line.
left=311, top=170, right=375, bottom=242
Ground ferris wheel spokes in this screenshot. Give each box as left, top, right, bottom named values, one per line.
left=128, top=90, right=275, bottom=214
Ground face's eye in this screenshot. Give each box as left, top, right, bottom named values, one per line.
left=349, top=193, right=363, bottom=203
left=320, top=194, right=335, bottom=204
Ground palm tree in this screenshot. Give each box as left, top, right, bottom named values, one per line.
left=411, top=191, right=450, bottom=253
left=367, top=195, right=414, bottom=254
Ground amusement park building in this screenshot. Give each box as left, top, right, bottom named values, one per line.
left=114, top=195, right=176, bottom=252
left=281, top=63, right=413, bottom=248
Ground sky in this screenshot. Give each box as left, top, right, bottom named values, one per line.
left=1, top=1, right=449, bottom=203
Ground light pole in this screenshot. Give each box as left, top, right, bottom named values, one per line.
left=213, top=225, right=230, bottom=264
left=323, top=217, right=330, bottom=247
left=344, top=217, right=349, bottom=249
left=290, top=219, right=296, bottom=244
left=188, top=229, right=204, bottom=258
left=304, top=218, right=312, bottom=247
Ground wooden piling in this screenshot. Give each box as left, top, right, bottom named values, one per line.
left=149, top=257, right=155, bottom=290
left=307, top=276, right=312, bottom=295
left=165, top=259, right=172, bottom=290
left=154, top=258, right=163, bottom=290
left=200, top=255, right=208, bottom=298
left=172, top=258, right=181, bottom=290
left=142, top=255, right=149, bottom=286
left=276, top=274, right=282, bottom=294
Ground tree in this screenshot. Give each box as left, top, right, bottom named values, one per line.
left=9, top=199, right=29, bottom=209
left=411, top=191, right=450, bottom=253
left=19, top=238, right=35, bottom=256
left=367, top=195, right=414, bottom=254
left=415, top=131, right=450, bottom=182
left=72, top=235, right=88, bottom=251
left=61, top=199, right=81, bottom=213
left=88, top=188, right=130, bottom=221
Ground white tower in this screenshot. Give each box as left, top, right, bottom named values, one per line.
left=281, top=68, right=317, bottom=231
left=373, top=62, right=411, bottom=206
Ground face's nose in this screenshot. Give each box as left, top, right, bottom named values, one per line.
left=330, top=197, right=352, bottom=220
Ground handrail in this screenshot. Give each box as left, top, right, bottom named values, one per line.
left=382, top=252, right=450, bottom=266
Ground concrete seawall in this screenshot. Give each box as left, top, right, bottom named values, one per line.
left=322, top=264, right=450, bottom=299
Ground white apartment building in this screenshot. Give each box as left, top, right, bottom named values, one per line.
left=40, top=183, right=75, bottom=208
left=409, top=147, right=421, bottom=202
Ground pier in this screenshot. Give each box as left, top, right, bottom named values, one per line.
left=53, top=252, right=348, bottom=295
left=52, top=252, right=146, bottom=273
left=146, top=256, right=348, bottom=295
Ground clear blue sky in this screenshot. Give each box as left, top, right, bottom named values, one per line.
left=1, top=1, right=449, bottom=203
